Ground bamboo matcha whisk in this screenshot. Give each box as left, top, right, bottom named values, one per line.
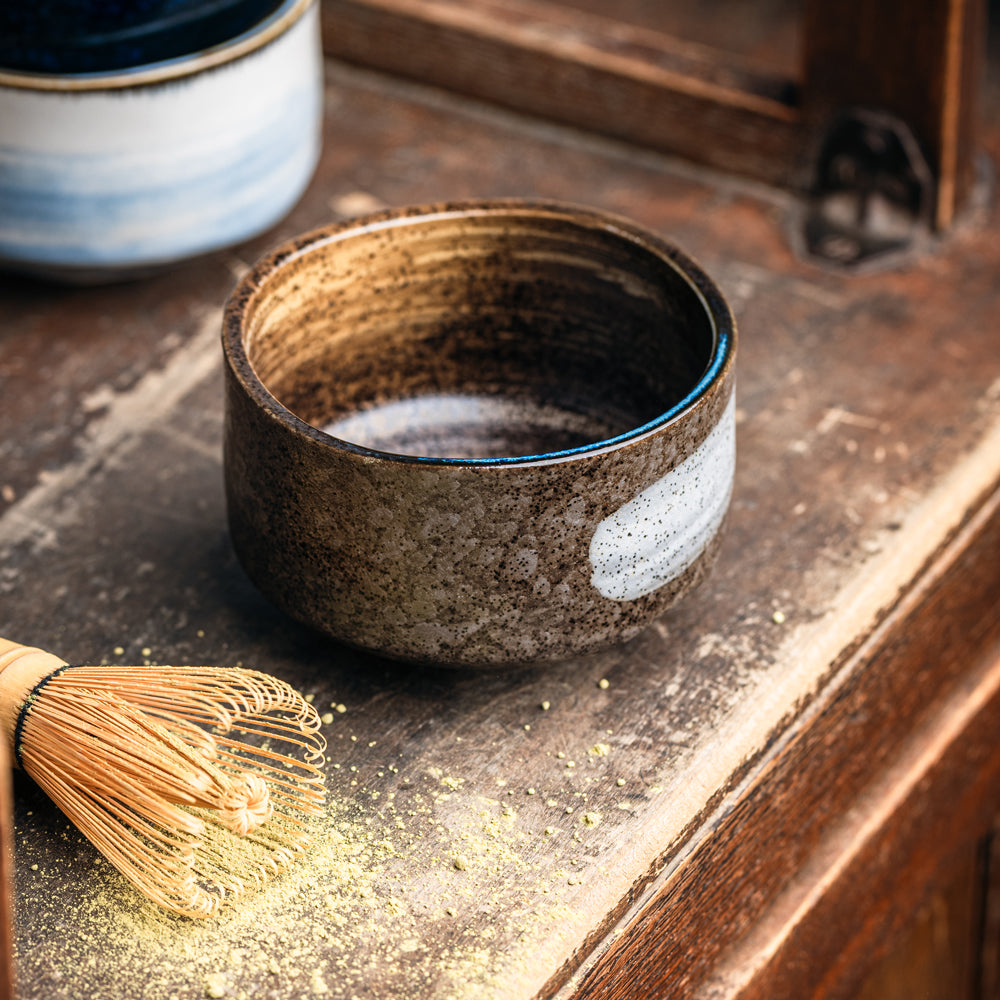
left=0, top=637, right=326, bottom=919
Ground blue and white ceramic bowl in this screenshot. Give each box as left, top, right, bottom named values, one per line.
left=0, top=0, right=322, bottom=281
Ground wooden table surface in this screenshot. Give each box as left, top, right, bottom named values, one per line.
left=2, top=45, right=1000, bottom=1000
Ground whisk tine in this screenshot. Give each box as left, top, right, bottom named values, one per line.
left=0, top=638, right=326, bottom=918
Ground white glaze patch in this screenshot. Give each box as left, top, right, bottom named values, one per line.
left=589, top=392, right=735, bottom=601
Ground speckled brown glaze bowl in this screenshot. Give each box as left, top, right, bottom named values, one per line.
left=222, top=200, right=736, bottom=667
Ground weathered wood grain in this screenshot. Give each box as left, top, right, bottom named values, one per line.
left=555, top=0, right=802, bottom=77
left=562, top=482, right=1000, bottom=998
left=0, top=51, right=998, bottom=1000
left=321, top=0, right=805, bottom=187
left=320, top=0, right=987, bottom=225
left=702, top=644, right=1000, bottom=1000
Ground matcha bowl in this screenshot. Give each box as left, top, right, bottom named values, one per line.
left=222, top=200, right=737, bottom=667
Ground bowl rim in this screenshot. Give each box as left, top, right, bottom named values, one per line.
left=223, top=198, right=737, bottom=469
left=0, top=0, right=313, bottom=92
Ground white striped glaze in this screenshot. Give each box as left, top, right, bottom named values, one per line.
left=589, top=391, right=736, bottom=601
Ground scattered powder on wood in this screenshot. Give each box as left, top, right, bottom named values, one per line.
left=13, top=694, right=644, bottom=1000
left=204, top=972, right=228, bottom=997
left=13, top=765, right=593, bottom=1000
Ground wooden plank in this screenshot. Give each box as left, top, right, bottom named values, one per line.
left=553, top=0, right=802, bottom=78
left=852, top=847, right=984, bottom=1000
left=557, top=475, right=1000, bottom=999
left=320, top=0, right=805, bottom=187
left=321, top=0, right=987, bottom=229
left=698, top=640, right=1000, bottom=1000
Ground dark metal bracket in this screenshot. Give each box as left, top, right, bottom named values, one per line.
left=803, top=109, right=935, bottom=269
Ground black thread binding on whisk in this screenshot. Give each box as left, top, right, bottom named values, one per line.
left=13, top=664, right=74, bottom=769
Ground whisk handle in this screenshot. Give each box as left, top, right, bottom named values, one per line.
left=0, top=638, right=68, bottom=765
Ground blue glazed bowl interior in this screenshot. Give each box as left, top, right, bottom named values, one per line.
left=0, top=0, right=286, bottom=74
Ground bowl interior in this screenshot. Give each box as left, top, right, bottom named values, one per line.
left=241, top=208, right=719, bottom=461
left=0, top=0, right=286, bottom=74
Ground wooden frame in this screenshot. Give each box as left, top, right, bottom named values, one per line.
left=320, top=0, right=985, bottom=229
